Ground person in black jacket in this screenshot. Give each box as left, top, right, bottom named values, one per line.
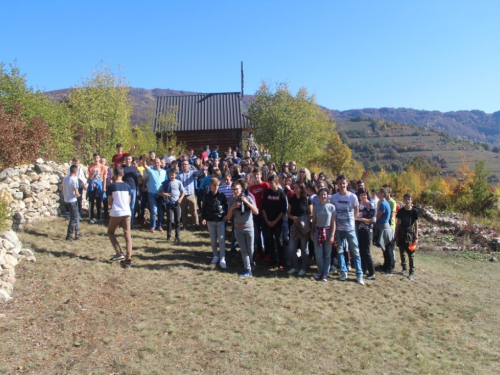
left=201, top=178, right=228, bottom=269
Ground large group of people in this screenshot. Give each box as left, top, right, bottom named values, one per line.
left=62, top=142, right=419, bottom=281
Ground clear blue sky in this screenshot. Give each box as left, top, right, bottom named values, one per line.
left=2, top=0, right=499, bottom=113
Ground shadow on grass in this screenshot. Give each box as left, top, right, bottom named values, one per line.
left=33, top=245, right=100, bottom=263
left=23, top=228, right=50, bottom=238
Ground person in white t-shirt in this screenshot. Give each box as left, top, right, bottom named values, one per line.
left=107, top=166, right=133, bottom=267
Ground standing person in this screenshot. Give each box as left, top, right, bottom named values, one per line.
left=288, top=181, right=313, bottom=276
left=141, top=154, right=167, bottom=232
left=310, top=188, right=336, bottom=281
left=62, top=165, right=82, bottom=241
left=165, top=148, right=176, bottom=165
left=226, top=181, right=259, bottom=278
left=261, top=175, right=288, bottom=270
left=112, top=143, right=135, bottom=168
left=385, top=185, right=398, bottom=273
left=395, top=193, right=419, bottom=280
left=107, top=167, right=133, bottom=267
left=289, top=161, right=298, bottom=181
left=158, top=169, right=185, bottom=243
left=375, top=188, right=395, bottom=276
left=100, top=158, right=113, bottom=222
left=330, top=174, right=364, bottom=285
left=137, top=159, right=150, bottom=227
left=201, top=178, right=228, bottom=268
left=68, top=157, right=87, bottom=220
left=177, top=159, right=200, bottom=230
left=87, top=152, right=107, bottom=224
left=122, top=153, right=139, bottom=227
left=370, top=189, right=379, bottom=206
left=355, top=188, right=376, bottom=280
left=248, top=168, right=269, bottom=261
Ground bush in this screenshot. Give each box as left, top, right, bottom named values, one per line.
left=0, top=195, right=11, bottom=232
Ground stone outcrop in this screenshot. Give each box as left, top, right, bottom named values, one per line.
left=0, top=158, right=88, bottom=229
left=0, top=229, right=36, bottom=303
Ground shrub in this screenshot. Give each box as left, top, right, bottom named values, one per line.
left=0, top=194, right=11, bottom=232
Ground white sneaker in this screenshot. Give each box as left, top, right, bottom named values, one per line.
left=347, top=266, right=351, bottom=272
left=219, top=258, right=226, bottom=269
left=298, top=269, right=306, bottom=276
left=340, top=272, right=347, bottom=281
left=356, top=277, right=365, bottom=286
left=287, top=268, right=297, bottom=274
left=211, top=255, right=219, bottom=264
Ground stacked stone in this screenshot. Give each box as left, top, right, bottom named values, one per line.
left=0, top=158, right=89, bottom=228
left=0, top=229, right=36, bottom=302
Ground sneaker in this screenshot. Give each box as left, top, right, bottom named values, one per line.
left=166, top=236, right=171, bottom=242
left=408, top=273, right=414, bottom=281
left=287, top=268, right=297, bottom=275
left=298, top=269, right=306, bottom=276
left=347, top=265, right=351, bottom=272
left=219, top=258, right=226, bottom=269
left=121, top=259, right=132, bottom=268
left=65, top=237, right=74, bottom=242
left=321, top=276, right=328, bottom=282
left=89, top=219, right=95, bottom=224
left=175, top=237, right=181, bottom=243
left=313, top=273, right=323, bottom=280
left=268, top=262, right=278, bottom=270
left=211, top=255, right=220, bottom=264
left=110, top=253, right=125, bottom=261
left=278, top=264, right=285, bottom=271
left=75, top=233, right=83, bottom=239
left=254, top=253, right=263, bottom=261
left=340, top=272, right=347, bottom=281
left=382, top=272, right=393, bottom=277
left=150, top=227, right=155, bottom=233
left=158, top=226, right=163, bottom=232
left=400, top=270, right=408, bottom=276
left=356, top=277, right=365, bottom=285
left=366, top=275, right=376, bottom=280
left=239, top=270, right=252, bottom=279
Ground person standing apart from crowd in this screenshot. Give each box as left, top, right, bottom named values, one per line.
left=201, top=178, right=228, bottom=268
left=226, top=181, right=259, bottom=278
left=330, top=174, right=364, bottom=285
left=395, top=193, right=419, bottom=280
left=141, top=154, right=167, bottom=232
left=107, top=167, right=133, bottom=267
left=69, top=157, right=87, bottom=220
left=62, top=165, right=82, bottom=241
left=177, top=160, right=200, bottom=230
left=87, top=152, right=107, bottom=224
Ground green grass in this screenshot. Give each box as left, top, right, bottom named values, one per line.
left=1, top=218, right=500, bottom=374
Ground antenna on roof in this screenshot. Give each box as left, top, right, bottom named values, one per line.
left=241, top=61, right=244, bottom=98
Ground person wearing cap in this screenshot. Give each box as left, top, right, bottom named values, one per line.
left=395, top=193, right=419, bottom=280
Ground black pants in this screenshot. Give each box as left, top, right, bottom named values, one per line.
left=88, top=190, right=102, bottom=220
left=358, top=229, right=375, bottom=276
left=66, top=201, right=80, bottom=238
left=263, top=221, right=284, bottom=264
left=166, top=204, right=181, bottom=238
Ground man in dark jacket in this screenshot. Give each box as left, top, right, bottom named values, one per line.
left=262, top=175, right=288, bottom=269
left=201, top=178, right=228, bottom=268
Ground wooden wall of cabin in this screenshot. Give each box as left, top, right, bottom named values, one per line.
left=173, top=129, right=243, bottom=156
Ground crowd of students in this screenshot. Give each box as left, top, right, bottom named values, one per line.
left=62, top=143, right=419, bottom=280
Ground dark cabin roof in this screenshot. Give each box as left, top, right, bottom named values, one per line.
left=152, top=92, right=249, bottom=132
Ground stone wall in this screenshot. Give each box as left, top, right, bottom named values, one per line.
left=0, top=159, right=88, bottom=228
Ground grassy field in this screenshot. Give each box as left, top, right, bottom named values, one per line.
left=1, top=218, right=500, bottom=374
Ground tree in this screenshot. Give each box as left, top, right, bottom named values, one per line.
left=308, top=131, right=355, bottom=177
left=247, top=82, right=332, bottom=166
left=68, top=64, right=132, bottom=162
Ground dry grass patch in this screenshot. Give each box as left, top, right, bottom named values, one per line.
left=0, top=217, right=500, bottom=374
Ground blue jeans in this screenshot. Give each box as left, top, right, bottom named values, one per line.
left=313, top=229, right=332, bottom=276
left=148, top=193, right=164, bottom=229
left=337, top=230, right=363, bottom=278
left=130, top=189, right=136, bottom=225
left=207, top=221, right=226, bottom=259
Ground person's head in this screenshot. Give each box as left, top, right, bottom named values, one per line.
left=69, top=164, right=78, bottom=175
left=268, top=162, right=276, bottom=172
left=222, top=172, right=232, bottom=185
left=289, top=161, right=297, bottom=172
left=231, top=181, right=243, bottom=197
left=132, top=157, right=138, bottom=166
left=123, top=153, right=132, bottom=166
left=168, top=169, right=178, bottom=181
left=227, top=146, right=232, bottom=154
left=336, top=174, right=349, bottom=194
left=298, top=168, right=307, bottom=180
left=378, top=188, right=388, bottom=200
left=194, top=158, right=202, bottom=168
left=213, top=157, right=220, bottom=167
left=403, top=193, right=413, bottom=207
left=210, top=177, right=221, bottom=193
left=170, top=160, right=178, bottom=169
left=318, top=172, right=326, bottom=180
left=245, top=150, right=251, bottom=158
left=232, top=150, right=237, bottom=157
left=116, top=143, right=123, bottom=153
left=286, top=176, right=293, bottom=187
left=357, top=180, right=365, bottom=190
left=306, top=183, right=317, bottom=197
left=114, top=166, right=124, bottom=178
left=149, top=150, right=156, bottom=160
left=154, top=157, right=162, bottom=170
left=93, top=152, right=100, bottom=163
left=318, top=187, right=329, bottom=203
left=281, top=162, right=289, bottom=172
left=293, top=181, right=306, bottom=198
left=160, top=158, right=167, bottom=168
left=187, top=147, right=194, bottom=156
left=101, top=157, right=107, bottom=166
left=371, top=188, right=378, bottom=198
left=383, top=184, right=392, bottom=197
left=204, top=145, right=209, bottom=151
left=232, top=164, right=241, bottom=174
left=168, top=147, right=174, bottom=155
left=316, top=180, right=327, bottom=190
left=268, top=174, right=280, bottom=191
left=252, top=168, right=262, bottom=183
left=357, top=188, right=369, bottom=203
left=311, top=172, right=318, bottom=182
left=181, top=160, right=190, bottom=172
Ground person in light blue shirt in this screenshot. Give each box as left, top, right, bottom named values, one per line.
left=141, top=154, right=167, bottom=231
left=177, top=159, right=200, bottom=229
